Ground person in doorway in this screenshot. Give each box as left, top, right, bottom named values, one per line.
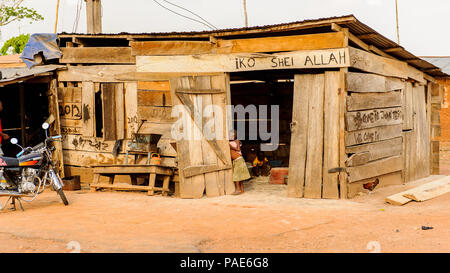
left=229, top=130, right=251, bottom=194
left=252, top=151, right=271, bottom=177
left=0, top=100, right=10, bottom=156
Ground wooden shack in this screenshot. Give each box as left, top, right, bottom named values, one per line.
left=54, top=15, right=446, bottom=199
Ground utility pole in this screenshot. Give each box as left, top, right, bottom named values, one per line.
left=85, top=0, right=102, bottom=34
left=395, top=0, right=400, bottom=44
left=243, top=0, right=248, bottom=28
left=54, top=0, right=60, bottom=33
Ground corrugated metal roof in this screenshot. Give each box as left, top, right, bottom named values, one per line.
left=58, top=14, right=447, bottom=77
left=0, top=65, right=66, bottom=86
left=422, top=57, right=450, bottom=76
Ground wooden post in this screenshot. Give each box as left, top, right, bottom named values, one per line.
left=85, top=0, right=102, bottom=34
left=19, top=84, right=26, bottom=147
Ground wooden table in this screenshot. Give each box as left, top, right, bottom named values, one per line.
left=90, top=165, right=174, bottom=196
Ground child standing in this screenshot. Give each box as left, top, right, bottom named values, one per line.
left=229, top=130, right=251, bottom=194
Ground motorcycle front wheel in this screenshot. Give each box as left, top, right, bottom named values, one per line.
left=56, top=188, right=69, bottom=206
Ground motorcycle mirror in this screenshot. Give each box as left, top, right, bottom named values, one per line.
left=10, top=138, right=18, bottom=145
left=42, top=122, right=50, bottom=130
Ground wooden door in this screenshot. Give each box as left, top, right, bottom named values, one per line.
left=169, top=74, right=234, bottom=198
left=287, top=72, right=342, bottom=199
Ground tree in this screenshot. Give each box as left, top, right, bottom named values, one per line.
left=0, top=0, right=44, bottom=27
left=0, top=33, right=29, bottom=55
left=0, top=1, right=43, bottom=55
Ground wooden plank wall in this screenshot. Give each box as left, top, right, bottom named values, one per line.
left=345, top=72, right=405, bottom=197
left=345, top=72, right=433, bottom=197
left=57, top=65, right=177, bottom=187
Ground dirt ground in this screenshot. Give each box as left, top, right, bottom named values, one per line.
left=0, top=171, right=449, bottom=253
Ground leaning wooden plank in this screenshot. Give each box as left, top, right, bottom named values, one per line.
left=345, top=137, right=403, bottom=163
left=115, top=83, right=125, bottom=140
left=347, top=155, right=403, bottom=183
left=183, top=164, right=232, bottom=178
left=347, top=72, right=386, bottom=93
left=287, top=74, right=310, bottom=198
left=345, top=107, right=402, bottom=131
left=124, top=82, right=138, bottom=139
left=385, top=175, right=447, bottom=205
left=304, top=74, right=325, bottom=199
left=58, top=65, right=136, bottom=82
left=137, top=48, right=350, bottom=73
left=322, top=71, right=340, bottom=199
left=102, top=83, right=117, bottom=141
left=60, top=47, right=135, bottom=64
left=349, top=47, right=408, bottom=79
left=413, top=85, right=430, bottom=180
left=347, top=91, right=402, bottom=111
left=403, top=177, right=450, bottom=202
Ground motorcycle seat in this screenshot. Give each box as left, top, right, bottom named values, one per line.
left=0, top=156, right=19, bottom=167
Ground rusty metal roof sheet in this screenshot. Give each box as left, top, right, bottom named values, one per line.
left=0, top=65, right=66, bottom=86
left=421, top=57, right=450, bottom=76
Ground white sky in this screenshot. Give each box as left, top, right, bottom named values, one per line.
left=0, top=0, right=449, bottom=56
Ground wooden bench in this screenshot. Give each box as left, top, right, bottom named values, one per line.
left=90, top=165, right=174, bottom=196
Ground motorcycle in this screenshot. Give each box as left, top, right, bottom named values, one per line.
left=0, top=122, right=68, bottom=210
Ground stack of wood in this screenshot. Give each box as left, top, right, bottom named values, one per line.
left=386, top=175, right=450, bottom=205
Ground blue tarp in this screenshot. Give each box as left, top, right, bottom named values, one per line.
left=20, top=33, right=62, bottom=68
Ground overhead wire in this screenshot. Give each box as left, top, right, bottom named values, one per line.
left=72, top=0, right=83, bottom=33
left=161, top=0, right=218, bottom=30
left=152, top=0, right=218, bottom=30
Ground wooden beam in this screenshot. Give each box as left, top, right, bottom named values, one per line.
left=356, top=33, right=378, bottom=40
left=85, top=0, right=102, bottom=34
left=383, top=47, right=404, bottom=53
left=60, top=47, right=135, bottom=64
left=136, top=48, right=350, bottom=73
left=57, top=65, right=136, bottom=82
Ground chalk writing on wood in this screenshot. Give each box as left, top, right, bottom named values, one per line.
left=61, top=127, right=81, bottom=134
left=69, top=135, right=110, bottom=152
left=346, top=107, right=402, bottom=131
left=59, top=103, right=82, bottom=120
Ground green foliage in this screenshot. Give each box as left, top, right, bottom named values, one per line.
left=0, top=0, right=44, bottom=26
left=1, top=33, right=29, bottom=55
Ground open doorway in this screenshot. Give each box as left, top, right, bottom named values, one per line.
left=230, top=70, right=294, bottom=193
left=0, top=81, right=50, bottom=157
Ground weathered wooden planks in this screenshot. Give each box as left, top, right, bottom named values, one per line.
left=346, top=137, right=403, bottom=164
left=347, top=72, right=405, bottom=93
left=403, top=177, right=450, bottom=202
left=287, top=74, right=310, bottom=198
left=130, top=32, right=346, bottom=56
left=347, top=155, right=403, bottom=183
left=102, top=83, right=117, bottom=141
left=385, top=175, right=448, bottom=205
left=137, top=48, right=350, bottom=73
left=137, top=106, right=175, bottom=123
left=348, top=171, right=403, bottom=198
left=137, top=90, right=172, bottom=107
left=322, top=71, right=341, bottom=199
left=138, top=81, right=170, bottom=91
left=347, top=91, right=402, bottom=111
left=303, top=74, right=324, bottom=199
left=57, top=65, right=136, bottom=82
left=345, top=107, right=402, bottom=131
left=60, top=47, right=135, bottom=64
left=81, top=82, right=95, bottom=136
